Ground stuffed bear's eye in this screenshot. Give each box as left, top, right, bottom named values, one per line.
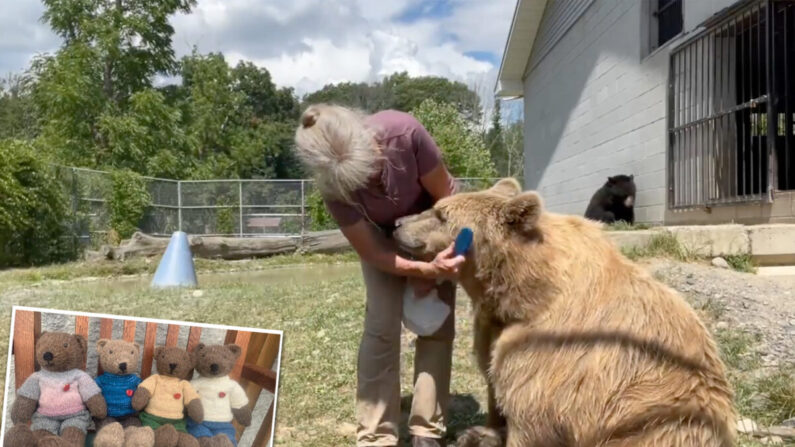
left=63, top=343, right=68, bottom=348
left=109, top=350, right=113, bottom=354
left=131, top=351, right=134, bottom=354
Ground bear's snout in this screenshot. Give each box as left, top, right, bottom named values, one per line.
left=43, top=352, right=54, bottom=362
left=210, top=363, right=220, bottom=374
left=119, top=362, right=127, bottom=372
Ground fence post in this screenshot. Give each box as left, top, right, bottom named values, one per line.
left=238, top=181, right=244, bottom=238
left=177, top=181, right=182, bottom=232
left=300, top=180, right=306, bottom=236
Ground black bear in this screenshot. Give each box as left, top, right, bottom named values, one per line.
left=584, top=174, right=636, bottom=224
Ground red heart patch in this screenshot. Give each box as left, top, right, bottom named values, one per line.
left=174, top=393, right=181, bottom=400
left=63, top=384, right=70, bottom=392
left=219, top=392, right=226, bottom=398
left=126, top=389, right=134, bottom=397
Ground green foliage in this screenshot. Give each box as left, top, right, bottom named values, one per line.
left=215, top=195, right=236, bottom=235
left=724, top=254, right=757, bottom=274
left=307, top=190, right=338, bottom=231
left=107, top=170, right=151, bottom=238
left=0, top=140, right=77, bottom=267
left=410, top=99, right=495, bottom=178
left=0, top=74, right=39, bottom=140
left=621, top=232, right=696, bottom=262
left=303, top=72, right=481, bottom=122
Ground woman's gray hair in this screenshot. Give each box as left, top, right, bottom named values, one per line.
left=294, top=104, right=381, bottom=203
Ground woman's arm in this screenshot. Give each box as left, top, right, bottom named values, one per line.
left=340, top=220, right=461, bottom=279
left=420, top=163, right=456, bottom=202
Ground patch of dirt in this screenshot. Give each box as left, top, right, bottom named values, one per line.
left=645, top=259, right=795, bottom=367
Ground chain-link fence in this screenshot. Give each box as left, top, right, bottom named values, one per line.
left=57, top=166, right=500, bottom=243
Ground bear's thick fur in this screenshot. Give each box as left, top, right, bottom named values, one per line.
left=188, top=344, right=251, bottom=447
left=93, top=339, right=154, bottom=447
left=393, top=179, right=735, bottom=447
left=584, top=174, right=636, bottom=224
left=5, top=332, right=107, bottom=447
left=132, top=347, right=203, bottom=447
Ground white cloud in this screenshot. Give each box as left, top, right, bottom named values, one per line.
left=0, top=0, right=517, bottom=109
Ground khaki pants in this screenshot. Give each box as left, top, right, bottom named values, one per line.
left=356, top=261, right=456, bottom=446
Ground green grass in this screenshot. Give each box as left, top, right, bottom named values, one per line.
left=0, top=260, right=486, bottom=447
left=1, top=256, right=792, bottom=445
left=605, top=222, right=652, bottom=231
left=0, top=252, right=357, bottom=288
left=724, top=254, right=758, bottom=274
left=621, top=232, right=697, bottom=262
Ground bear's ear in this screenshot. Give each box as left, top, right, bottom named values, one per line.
left=133, top=343, right=141, bottom=355
left=629, top=174, right=634, bottom=180
left=193, top=343, right=206, bottom=353
left=607, top=176, right=616, bottom=184
left=489, top=178, right=521, bottom=197
left=501, top=192, right=543, bottom=235
left=96, top=339, right=109, bottom=353
left=226, top=344, right=242, bottom=360
left=72, top=334, right=87, bottom=355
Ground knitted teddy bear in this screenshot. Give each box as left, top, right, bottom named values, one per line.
left=4, top=332, right=107, bottom=447
left=131, top=347, right=204, bottom=447
left=93, top=339, right=154, bottom=447
left=186, top=344, right=251, bottom=447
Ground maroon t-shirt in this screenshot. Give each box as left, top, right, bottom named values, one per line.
left=324, top=110, right=455, bottom=230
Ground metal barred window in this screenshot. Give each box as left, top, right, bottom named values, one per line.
left=668, top=0, right=795, bottom=209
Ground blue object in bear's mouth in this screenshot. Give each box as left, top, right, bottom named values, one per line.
left=454, top=227, right=474, bottom=256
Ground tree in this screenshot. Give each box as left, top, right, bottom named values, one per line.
left=302, top=72, right=482, bottom=122
left=0, top=74, right=39, bottom=140
left=0, top=139, right=77, bottom=267
left=411, top=99, right=495, bottom=179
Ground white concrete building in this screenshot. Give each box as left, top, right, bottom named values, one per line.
left=497, top=0, right=795, bottom=224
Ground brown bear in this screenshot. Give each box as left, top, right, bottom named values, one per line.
left=392, top=178, right=735, bottom=447
left=4, top=332, right=107, bottom=447
left=132, top=347, right=203, bottom=447
left=186, top=344, right=251, bottom=447
left=93, top=339, right=155, bottom=447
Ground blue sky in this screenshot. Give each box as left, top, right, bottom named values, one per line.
left=0, top=0, right=519, bottom=118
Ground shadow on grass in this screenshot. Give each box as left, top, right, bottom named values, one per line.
left=398, top=393, right=487, bottom=445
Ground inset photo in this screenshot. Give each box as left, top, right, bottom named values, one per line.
left=2, top=306, right=282, bottom=447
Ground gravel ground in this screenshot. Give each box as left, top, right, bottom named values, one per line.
left=3, top=311, right=275, bottom=447
left=646, top=259, right=795, bottom=368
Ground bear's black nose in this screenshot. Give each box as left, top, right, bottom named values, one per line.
left=43, top=352, right=54, bottom=362
left=169, top=363, right=177, bottom=372
left=119, top=362, right=127, bottom=372
left=210, top=364, right=219, bottom=374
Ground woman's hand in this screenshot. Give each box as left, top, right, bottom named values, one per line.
left=429, top=243, right=466, bottom=280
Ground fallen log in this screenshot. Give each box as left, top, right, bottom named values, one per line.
left=103, top=231, right=351, bottom=261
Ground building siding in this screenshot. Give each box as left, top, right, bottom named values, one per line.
left=528, top=0, right=596, bottom=72
left=521, top=0, right=740, bottom=224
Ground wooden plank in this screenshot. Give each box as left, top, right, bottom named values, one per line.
left=224, top=330, right=237, bottom=345
left=186, top=326, right=202, bottom=352
left=165, top=325, right=180, bottom=347
left=74, top=316, right=89, bottom=370
left=13, top=310, right=38, bottom=389
left=229, top=331, right=251, bottom=381
left=141, top=323, right=157, bottom=379
left=252, top=401, right=276, bottom=447
left=240, top=364, right=277, bottom=392
left=235, top=332, right=267, bottom=441
left=122, top=320, right=136, bottom=342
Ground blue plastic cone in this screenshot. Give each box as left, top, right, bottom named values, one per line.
left=151, top=231, right=198, bottom=288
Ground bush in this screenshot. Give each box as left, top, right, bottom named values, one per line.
left=0, top=140, right=78, bottom=267
left=107, top=169, right=151, bottom=239
left=307, top=190, right=338, bottom=231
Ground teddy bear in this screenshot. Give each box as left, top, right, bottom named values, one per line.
left=131, top=346, right=204, bottom=447
left=93, top=339, right=155, bottom=447
left=4, top=332, right=107, bottom=447
left=186, top=344, right=251, bottom=447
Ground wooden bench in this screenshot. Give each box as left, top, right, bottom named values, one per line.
left=11, top=309, right=280, bottom=446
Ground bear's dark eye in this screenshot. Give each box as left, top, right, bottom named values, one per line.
left=109, top=350, right=113, bottom=354
left=63, top=343, right=68, bottom=348
left=435, top=209, right=447, bottom=223
left=131, top=351, right=134, bottom=354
